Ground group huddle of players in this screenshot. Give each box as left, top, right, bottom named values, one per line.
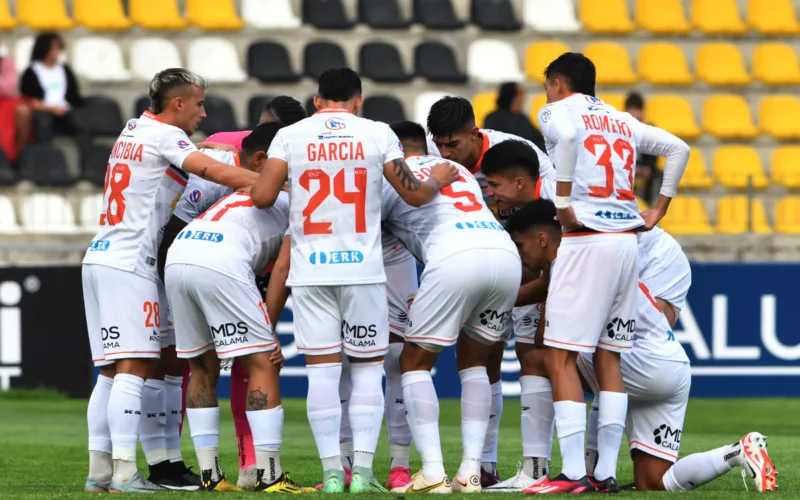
left=81, top=54, right=778, bottom=495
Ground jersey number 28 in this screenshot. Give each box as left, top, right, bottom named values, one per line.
left=584, top=135, right=635, bottom=201
left=99, top=163, right=131, bottom=225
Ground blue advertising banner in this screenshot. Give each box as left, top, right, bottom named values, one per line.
left=212, top=263, right=800, bottom=399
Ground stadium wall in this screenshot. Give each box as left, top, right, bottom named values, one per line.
left=1, top=264, right=798, bottom=398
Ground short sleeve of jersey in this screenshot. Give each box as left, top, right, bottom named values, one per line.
left=382, top=126, right=405, bottom=164
left=267, top=129, right=288, bottom=162
left=158, top=127, right=198, bottom=169
left=537, top=103, right=570, bottom=144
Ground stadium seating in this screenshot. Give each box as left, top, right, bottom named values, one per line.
left=304, top=96, right=316, bottom=118
left=304, top=42, right=348, bottom=80
left=413, top=0, right=465, bottom=30
left=770, top=146, right=800, bottom=189
left=583, top=42, right=636, bottom=85
left=414, top=42, right=467, bottom=84
left=129, top=0, right=187, bottom=30
left=84, top=96, right=125, bottom=137
left=130, top=38, right=182, bottom=82
left=247, top=42, right=299, bottom=83
left=187, top=0, right=243, bottom=30
left=759, top=96, right=800, bottom=140
left=246, top=95, right=273, bottom=128
left=635, top=0, right=690, bottom=34
left=0, top=196, right=20, bottom=234
left=199, top=95, right=238, bottom=135
left=746, top=0, right=800, bottom=35
left=529, top=94, right=547, bottom=127
left=72, top=37, right=131, bottom=83
left=645, top=95, right=701, bottom=140
left=467, top=40, right=524, bottom=83
left=21, top=194, right=78, bottom=234
left=579, top=0, right=634, bottom=34
left=81, top=144, right=112, bottom=187
left=74, top=0, right=131, bottom=31
left=79, top=194, right=103, bottom=234
left=696, top=44, right=751, bottom=86
left=242, top=0, right=301, bottom=29
left=0, top=151, right=15, bottom=186
left=525, top=41, right=571, bottom=84
left=638, top=43, right=693, bottom=86
left=597, top=94, right=625, bottom=111
left=775, top=196, right=800, bottom=234
left=359, top=42, right=411, bottom=83
left=187, top=38, right=247, bottom=84
left=712, top=146, right=769, bottom=190
left=691, top=0, right=747, bottom=35
left=523, top=0, right=580, bottom=33
left=753, top=44, right=800, bottom=85
left=133, top=96, right=150, bottom=118
left=702, top=95, right=758, bottom=140
left=675, top=148, right=714, bottom=190
left=359, top=0, right=410, bottom=29
left=18, top=145, right=72, bottom=187
left=361, top=96, right=406, bottom=124
left=414, top=92, right=447, bottom=127
left=471, top=0, right=521, bottom=31
left=14, top=37, right=34, bottom=74
left=472, top=92, right=496, bottom=128
left=0, top=1, right=15, bottom=29
left=17, top=0, right=73, bottom=30
left=302, top=0, right=354, bottom=29
left=716, top=196, right=772, bottom=234
left=658, top=196, right=714, bottom=234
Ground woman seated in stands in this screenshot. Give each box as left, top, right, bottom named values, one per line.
left=0, top=38, right=32, bottom=165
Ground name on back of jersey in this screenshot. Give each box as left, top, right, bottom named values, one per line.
left=308, top=140, right=365, bottom=162
left=580, top=113, right=633, bottom=139
left=110, top=140, right=144, bottom=162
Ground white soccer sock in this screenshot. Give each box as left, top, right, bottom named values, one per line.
left=457, top=367, right=491, bottom=478
left=187, top=407, right=222, bottom=481
left=139, top=379, right=168, bottom=466
left=384, top=343, right=411, bottom=469
left=88, top=375, right=113, bottom=482
left=662, top=443, right=742, bottom=491
left=307, top=363, right=343, bottom=470
left=108, top=373, right=144, bottom=482
left=402, top=370, right=445, bottom=481
left=553, top=400, right=587, bottom=481
left=163, top=375, right=184, bottom=463
left=585, top=398, right=600, bottom=474
left=349, top=361, right=385, bottom=470
left=481, top=381, right=503, bottom=472
left=247, top=405, right=284, bottom=484
left=593, top=391, right=627, bottom=481
left=520, top=375, right=554, bottom=481
left=339, top=356, right=353, bottom=470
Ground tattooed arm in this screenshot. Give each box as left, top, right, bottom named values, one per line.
left=383, top=158, right=460, bottom=207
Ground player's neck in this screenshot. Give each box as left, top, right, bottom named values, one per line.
left=315, top=101, right=356, bottom=114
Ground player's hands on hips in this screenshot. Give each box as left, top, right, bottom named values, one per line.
left=270, top=344, right=285, bottom=370
left=556, top=206, right=583, bottom=233
left=429, top=162, right=460, bottom=189
left=639, top=208, right=665, bottom=231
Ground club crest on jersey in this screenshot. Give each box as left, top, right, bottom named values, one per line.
left=325, top=118, right=346, bottom=131
left=189, top=190, right=202, bottom=203
left=586, top=95, right=603, bottom=105
left=177, top=139, right=191, bottom=149
left=127, top=120, right=137, bottom=131
left=540, top=108, right=551, bottom=123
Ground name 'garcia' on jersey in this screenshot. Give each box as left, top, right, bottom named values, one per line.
left=307, top=141, right=365, bottom=162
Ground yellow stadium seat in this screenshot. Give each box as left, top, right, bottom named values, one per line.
left=692, top=0, right=746, bottom=34
left=584, top=42, right=636, bottom=85
left=645, top=95, right=701, bottom=140
left=130, top=0, right=187, bottom=30
left=759, top=96, right=800, bottom=140
left=696, top=44, right=751, bottom=86
left=712, top=146, right=769, bottom=190
left=17, top=0, right=72, bottom=30
left=473, top=92, right=496, bottom=128
left=775, top=196, right=800, bottom=234
left=716, top=196, right=772, bottom=234
left=747, top=0, right=799, bottom=35
left=770, top=147, right=800, bottom=189
left=638, top=43, right=692, bottom=86
left=74, top=0, right=131, bottom=30
left=703, top=95, right=758, bottom=140
left=0, top=1, right=16, bottom=29
left=525, top=41, right=571, bottom=84
left=659, top=196, right=714, bottom=235
left=753, top=44, right=800, bottom=85
left=579, top=0, right=634, bottom=34
left=658, top=147, right=714, bottom=189
left=597, top=94, right=625, bottom=111
left=187, top=0, right=243, bottom=30
left=635, top=0, right=690, bottom=34
left=529, top=94, right=548, bottom=129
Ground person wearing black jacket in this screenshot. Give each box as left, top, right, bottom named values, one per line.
left=484, top=82, right=545, bottom=151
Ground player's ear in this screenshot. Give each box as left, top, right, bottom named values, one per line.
left=252, top=151, right=268, bottom=172
left=313, top=95, right=324, bottom=111
left=353, top=95, right=364, bottom=114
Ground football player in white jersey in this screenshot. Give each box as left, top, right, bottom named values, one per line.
left=533, top=53, right=689, bottom=493
left=426, top=96, right=555, bottom=486
left=249, top=68, right=459, bottom=493
left=81, top=68, right=261, bottom=493
left=506, top=200, right=778, bottom=494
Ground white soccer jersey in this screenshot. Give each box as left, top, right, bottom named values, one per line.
left=166, top=191, right=290, bottom=281
left=83, top=111, right=195, bottom=282
left=173, top=149, right=238, bottom=223
left=638, top=225, right=683, bottom=276
left=382, top=155, right=516, bottom=265
left=634, top=282, right=689, bottom=362
left=382, top=229, right=414, bottom=266
left=268, top=108, right=404, bottom=286
left=539, top=94, right=645, bottom=232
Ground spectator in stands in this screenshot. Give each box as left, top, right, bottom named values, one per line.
left=0, top=39, right=32, bottom=164
left=484, top=82, right=545, bottom=151
left=19, top=33, right=87, bottom=145
left=625, top=91, right=661, bottom=205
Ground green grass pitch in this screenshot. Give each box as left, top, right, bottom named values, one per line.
left=1, top=393, right=797, bottom=498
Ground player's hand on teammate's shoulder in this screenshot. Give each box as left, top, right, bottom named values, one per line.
left=429, top=161, right=460, bottom=189
left=195, top=141, right=238, bottom=153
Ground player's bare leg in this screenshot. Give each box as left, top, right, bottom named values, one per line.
left=384, top=333, right=412, bottom=489
left=481, top=342, right=505, bottom=486
left=86, top=364, right=116, bottom=492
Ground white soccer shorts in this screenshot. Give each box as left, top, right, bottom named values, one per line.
left=165, top=264, right=277, bottom=359
left=639, top=251, right=692, bottom=314
left=82, top=264, right=162, bottom=367
left=385, top=257, right=419, bottom=339
left=578, top=350, right=690, bottom=463
left=512, top=303, right=545, bottom=345
left=156, top=281, right=175, bottom=349
left=292, top=283, right=390, bottom=358
left=544, top=233, right=638, bottom=353
left=404, top=247, right=521, bottom=347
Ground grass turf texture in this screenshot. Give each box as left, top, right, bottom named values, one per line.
left=0, top=393, right=797, bottom=498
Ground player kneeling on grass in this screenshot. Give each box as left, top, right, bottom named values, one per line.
left=506, top=199, right=779, bottom=494
left=384, top=122, right=521, bottom=494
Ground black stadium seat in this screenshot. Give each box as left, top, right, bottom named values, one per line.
left=18, top=144, right=73, bottom=187
left=359, top=42, right=411, bottom=83
left=414, top=0, right=464, bottom=30
left=305, top=96, right=316, bottom=117
left=415, top=41, right=467, bottom=83
left=302, top=0, right=354, bottom=29
left=247, top=42, right=299, bottom=83
left=304, top=41, right=348, bottom=80
left=84, top=96, right=124, bottom=137
left=0, top=150, right=16, bottom=186
left=361, top=96, right=406, bottom=124
left=134, top=95, right=149, bottom=117
left=359, top=0, right=411, bottom=29
left=198, top=94, right=238, bottom=136
left=81, top=143, right=113, bottom=187
left=247, top=94, right=275, bottom=129
left=471, top=0, right=522, bottom=30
